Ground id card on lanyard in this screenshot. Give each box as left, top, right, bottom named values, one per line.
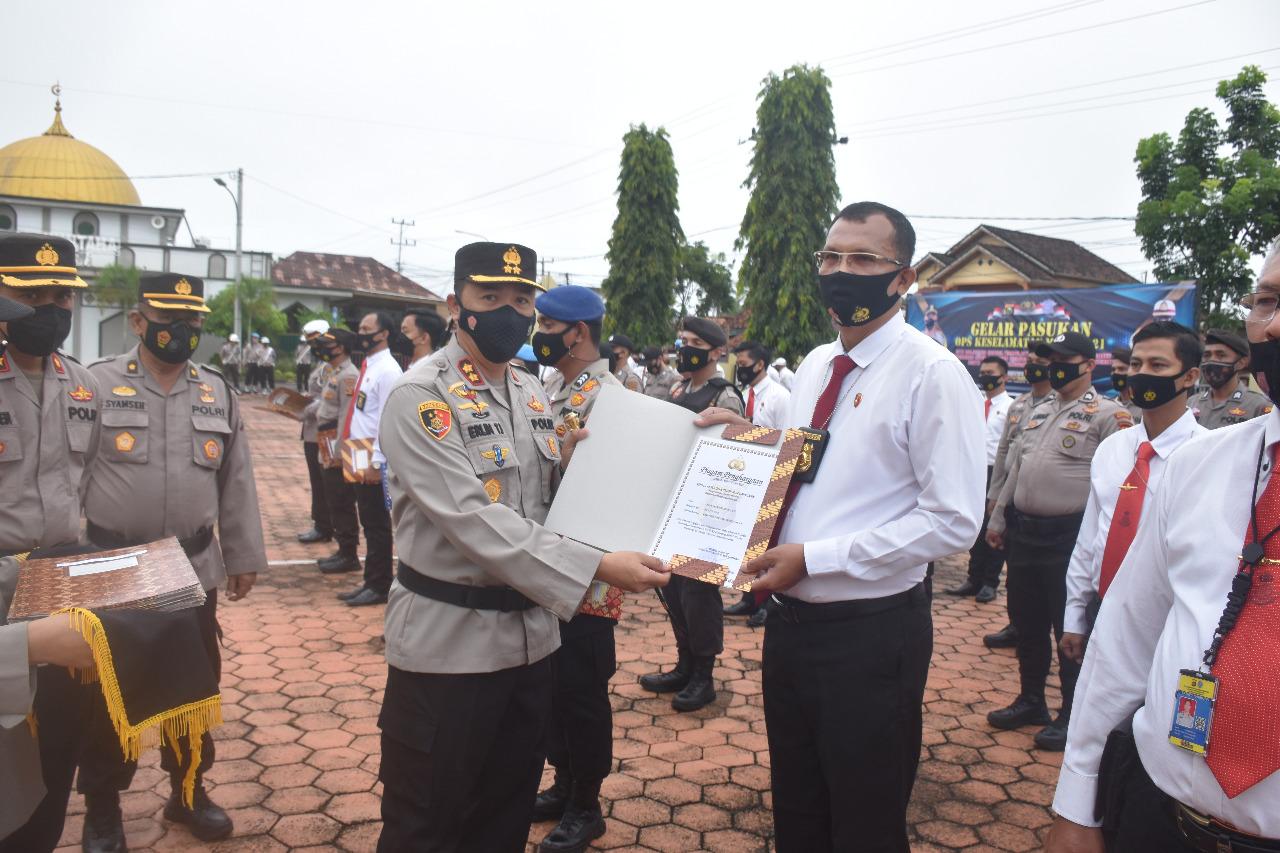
left=1169, top=669, right=1218, bottom=755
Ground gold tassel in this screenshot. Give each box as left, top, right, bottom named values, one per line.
left=25, top=710, right=37, bottom=739
left=55, top=608, right=222, bottom=809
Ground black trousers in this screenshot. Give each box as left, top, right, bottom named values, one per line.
left=303, top=441, right=332, bottom=536
left=661, top=574, right=724, bottom=659
left=244, top=362, right=259, bottom=389
left=1112, top=754, right=1205, bottom=853
left=1006, top=514, right=1082, bottom=714
left=296, top=362, right=312, bottom=392
left=77, top=592, right=221, bottom=795
left=0, top=667, right=95, bottom=853
left=966, top=467, right=1005, bottom=588
left=223, top=362, right=241, bottom=392
left=763, top=587, right=933, bottom=853
left=356, top=480, right=393, bottom=595
left=322, top=466, right=360, bottom=556
left=377, top=660, right=552, bottom=853
left=546, top=617, right=617, bottom=787
left=264, top=365, right=275, bottom=389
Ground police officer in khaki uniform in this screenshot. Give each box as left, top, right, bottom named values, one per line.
left=640, top=345, right=678, bottom=399
left=1106, top=345, right=1143, bottom=423
left=642, top=316, right=744, bottom=712
left=1189, top=327, right=1273, bottom=428
left=78, top=273, right=267, bottom=847
left=606, top=333, right=642, bottom=391
left=298, top=319, right=334, bottom=544
left=527, top=285, right=623, bottom=851
left=376, top=242, right=669, bottom=853
left=986, top=332, right=1131, bottom=751
left=312, top=330, right=366, bottom=593
left=0, top=235, right=104, bottom=853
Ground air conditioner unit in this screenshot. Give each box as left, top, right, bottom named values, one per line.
left=151, top=215, right=166, bottom=229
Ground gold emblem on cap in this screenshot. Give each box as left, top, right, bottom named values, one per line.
left=36, top=243, right=59, bottom=266
left=503, top=246, right=523, bottom=274
left=175, top=278, right=193, bottom=295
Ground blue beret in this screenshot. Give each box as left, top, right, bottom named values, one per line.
left=535, top=285, right=605, bottom=323
left=516, top=343, right=536, bottom=363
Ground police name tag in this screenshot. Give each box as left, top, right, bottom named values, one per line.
left=1168, top=669, right=1218, bottom=755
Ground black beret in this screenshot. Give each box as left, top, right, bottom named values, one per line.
left=1204, top=328, right=1248, bottom=358
left=682, top=316, right=727, bottom=349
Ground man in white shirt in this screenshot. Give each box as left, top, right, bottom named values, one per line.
left=259, top=336, right=276, bottom=390
left=1047, top=247, right=1280, bottom=851
left=341, top=312, right=404, bottom=607
left=770, top=356, right=795, bottom=390
left=948, top=355, right=1012, bottom=603
left=1060, top=322, right=1205, bottom=667
left=699, top=201, right=985, bottom=851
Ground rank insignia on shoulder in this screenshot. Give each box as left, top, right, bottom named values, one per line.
left=116, top=432, right=135, bottom=452
left=509, top=365, right=520, bottom=383
left=204, top=439, right=220, bottom=459
left=0, top=355, right=7, bottom=373
left=51, top=354, right=65, bottom=374
left=112, top=385, right=136, bottom=397
left=572, top=371, right=590, bottom=389
left=1229, top=407, right=1247, bottom=416
left=1266, top=406, right=1275, bottom=414
left=126, top=360, right=139, bottom=375
left=1062, top=435, right=1077, bottom=448
left=483, top=477, right=501, bottom=503
left=546, top=436, right=558, bottom=457
left=457, top=359, right=485, bottom=387
left=481, top=445, right=510, bottom=467
left=188, top=366, right=199, bottom=380
left=0, top=441, right=6, bottom=453
left=582, top=379, right=598, bottom=393
left=418, top=401, right=452, bottom=440
left=527, top=396, right=545, bottom=412
left=570, top=393, right=585, bottom=406
left=68, top=385, right=94, bottom=402
left=1233, top=391, right=1243, bottom=399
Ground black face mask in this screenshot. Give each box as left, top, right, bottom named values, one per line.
left=1200, top=360, right=1239, bottom=390
left=1249, top=338, right=1280, bottom=404
left=1048, top=360, right=1088, bottom=391
left=1024, top=362, right=1050, bottom=385
left=458, top=304, right=534, bottom=364
left=678, top=344, right=713, bottom=373
left=647, top=362, right=662, bottom=375
left=354, top=331, right=382, bottom=354
left=143, top=318, right=201, bottom=365
left=736, top=362, right=761, bottom=387
left=1127, top=369, right=1192, bottom=409
left=818, top=269, right=902, bottom=327
left=1110, top=372, right=1128, bottom=392
left=5, top=303, right=72, bottom=358
left=531, top=329, right=572, bottom=367
left=977, top=374, right=1003, bottom=392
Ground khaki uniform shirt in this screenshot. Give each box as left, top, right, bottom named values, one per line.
left=301, top=361, right=332, bottom=443
left=0, top=555, right=42, bottom=839
left=987, top=390, right=1055, bottom=503
left=84, top=346, right=268, bottom=591
left=1188, top=386, right=1273, bottom=429
left=380, top=340, right=601, bottom=674
left=990, top=388, right=1132, bottom=527
left=0, top=352, right=102, bottom=552
left=218, top=342, right=239, bottom=369
left=643, top=366, right=679, bottom=400
left=544, top=358, right=620, bottom=435
left=316, top=358, right=360, bottom=434
left=615, top=364, right=641, bottom=392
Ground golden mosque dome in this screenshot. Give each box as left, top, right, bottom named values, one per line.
left=0, top=96, right=140, bottom=206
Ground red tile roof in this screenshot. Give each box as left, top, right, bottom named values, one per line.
left=272, top=252, right=443, bottom=302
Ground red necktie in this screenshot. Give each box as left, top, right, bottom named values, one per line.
left=985, top=399, right=991, bottom=420
left=1206, top=454, right=1280, bottom=798
left=747, top=387, right=756, bottom=419
left=1097, top=441, right=1156, bottom=598
left=755, top=355, right=856, bottom=602
left=341, top=359, right=369, bottom=440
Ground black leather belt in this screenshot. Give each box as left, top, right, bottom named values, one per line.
left=1174, top=801, right=1280, bottom=853
left=86, top=522, right=214, bottom=559
left=1009, top=507, right=1085, bottom=537
left=396, top=561, right=537, bottom=612
left=772, top=583, right=927, bottom=624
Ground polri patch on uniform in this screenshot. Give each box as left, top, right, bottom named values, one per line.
left=204, top=440, right=220, bottom=460
left=556, top=424, right=567, bottom=437
left=418, top=401, right=452, bottom=440
left=582, top=379, right=598, bottom=393
left=483, top=477, right=501, bottom=503
left=116, top=432, right=135, bottom=452
left=69, top=385, right=94, bottom=402
left=1065, top=421, right=1084, bottom=431
left=344, top=378, right=357, bottom=395
left=1062, top=435, right=1077, bottom=448
left=572, top=371, right=590, bottom=389
left=527, top=396, right=545, bottom=412
left=481, top=445, right=510, bottom=467
left=457, top=359, right=485, bottom=386
left=458, top=399, right=490, bottom=418
left=570, top=393, right=585, bottom=406
left=113, top=386, right=137, bottom=397
left=1229, top=407, right=1247, bottom=416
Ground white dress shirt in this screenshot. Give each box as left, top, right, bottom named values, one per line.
left=346, top=348, right=403, bottom=466
left=745, top=374, right=791, bottom=430
left=1055, top=409, right=1280, bottom=836
left=1063, top=410, right=1205, bottom=634
left=983, top=389, right=1012, bottom=466
left=777, top=313, right=986, bottom=602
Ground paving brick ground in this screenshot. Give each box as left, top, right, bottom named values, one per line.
left=55, top=394, right=1065, bottom=852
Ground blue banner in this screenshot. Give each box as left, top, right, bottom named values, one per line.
left=906, top=282, right=1198, bottom=391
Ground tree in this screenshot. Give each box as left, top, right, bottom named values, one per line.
left=89, top=263, right=141, bottom=352
left=737, top=65, right=841, bottom=362
left=203, top=277, right=288, bottom=340
left=674, top=241, right=736, bottom=322
left=601, top=124, right=684, bottom=348
left=1135, top=65, right=1280, bottom=329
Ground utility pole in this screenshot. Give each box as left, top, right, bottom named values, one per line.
left=391, top=218, right=416, bottom=273
left=215, top=169, right=244, bottom=371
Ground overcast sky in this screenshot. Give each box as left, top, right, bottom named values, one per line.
left=2, top=0, right=1278, bottom=297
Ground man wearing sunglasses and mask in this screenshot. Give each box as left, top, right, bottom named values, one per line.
left=1189, top=328, right=1272, bottom=429
left=987, top=331, right=1132, bottom=751
left=77, top=272, right=266, bottom=848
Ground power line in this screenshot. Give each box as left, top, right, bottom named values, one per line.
left=0, top=170, right=226, bottom=181
left=391, top=218, right=416, bottom=273
left=245, top=174, right=394, bottom=234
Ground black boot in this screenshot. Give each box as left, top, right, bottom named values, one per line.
left=539, top=782, right=606, bottom=852
left=671, top=656, right=716, bottom=712
left=532, top=771, right=572, bottom=821
left=983, top=623, right=1018, bottom=649
left=723, top=592, right=758, bottom=616
left=82, top=791, right=127, bottom=853
left=1034, top=711, right=1070, bottom=751
left=162, top=784, right=233, bottom=841
left=987, top=694, right=1052, bottom=730
left=639, top=651, right=691, bottom=693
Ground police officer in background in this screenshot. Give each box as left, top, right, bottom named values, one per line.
left=312, top=330, right=367, bottom=594
left=642, top=316, right=744, bottom=712
left=987, top=332, right=1131, bottom=751
left=528, top=284, right=624, bottom=851
left=244, top=332, right=262, bottom=393
left=606, top=332, right=642, bottom=391
left=401, top=308, right=448, bottom=370
left=258, top=335, right=276, bottom=391
left=0, top=233, right=104, bottom=853
left=1107, top=346, right=1142, bottom=422
left=218, top=333, right=241, bottom=393
left=641, top=345, right=678, bottom=399
left=1190, top=327, right=1272, bottom=428
left=78, top=272, right=267, bottom=846
left=298, top=319, right=334, bottom=545
left=982, top=339, right=1057, bottom=650
left=375, top=242, right=668, bottom=852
